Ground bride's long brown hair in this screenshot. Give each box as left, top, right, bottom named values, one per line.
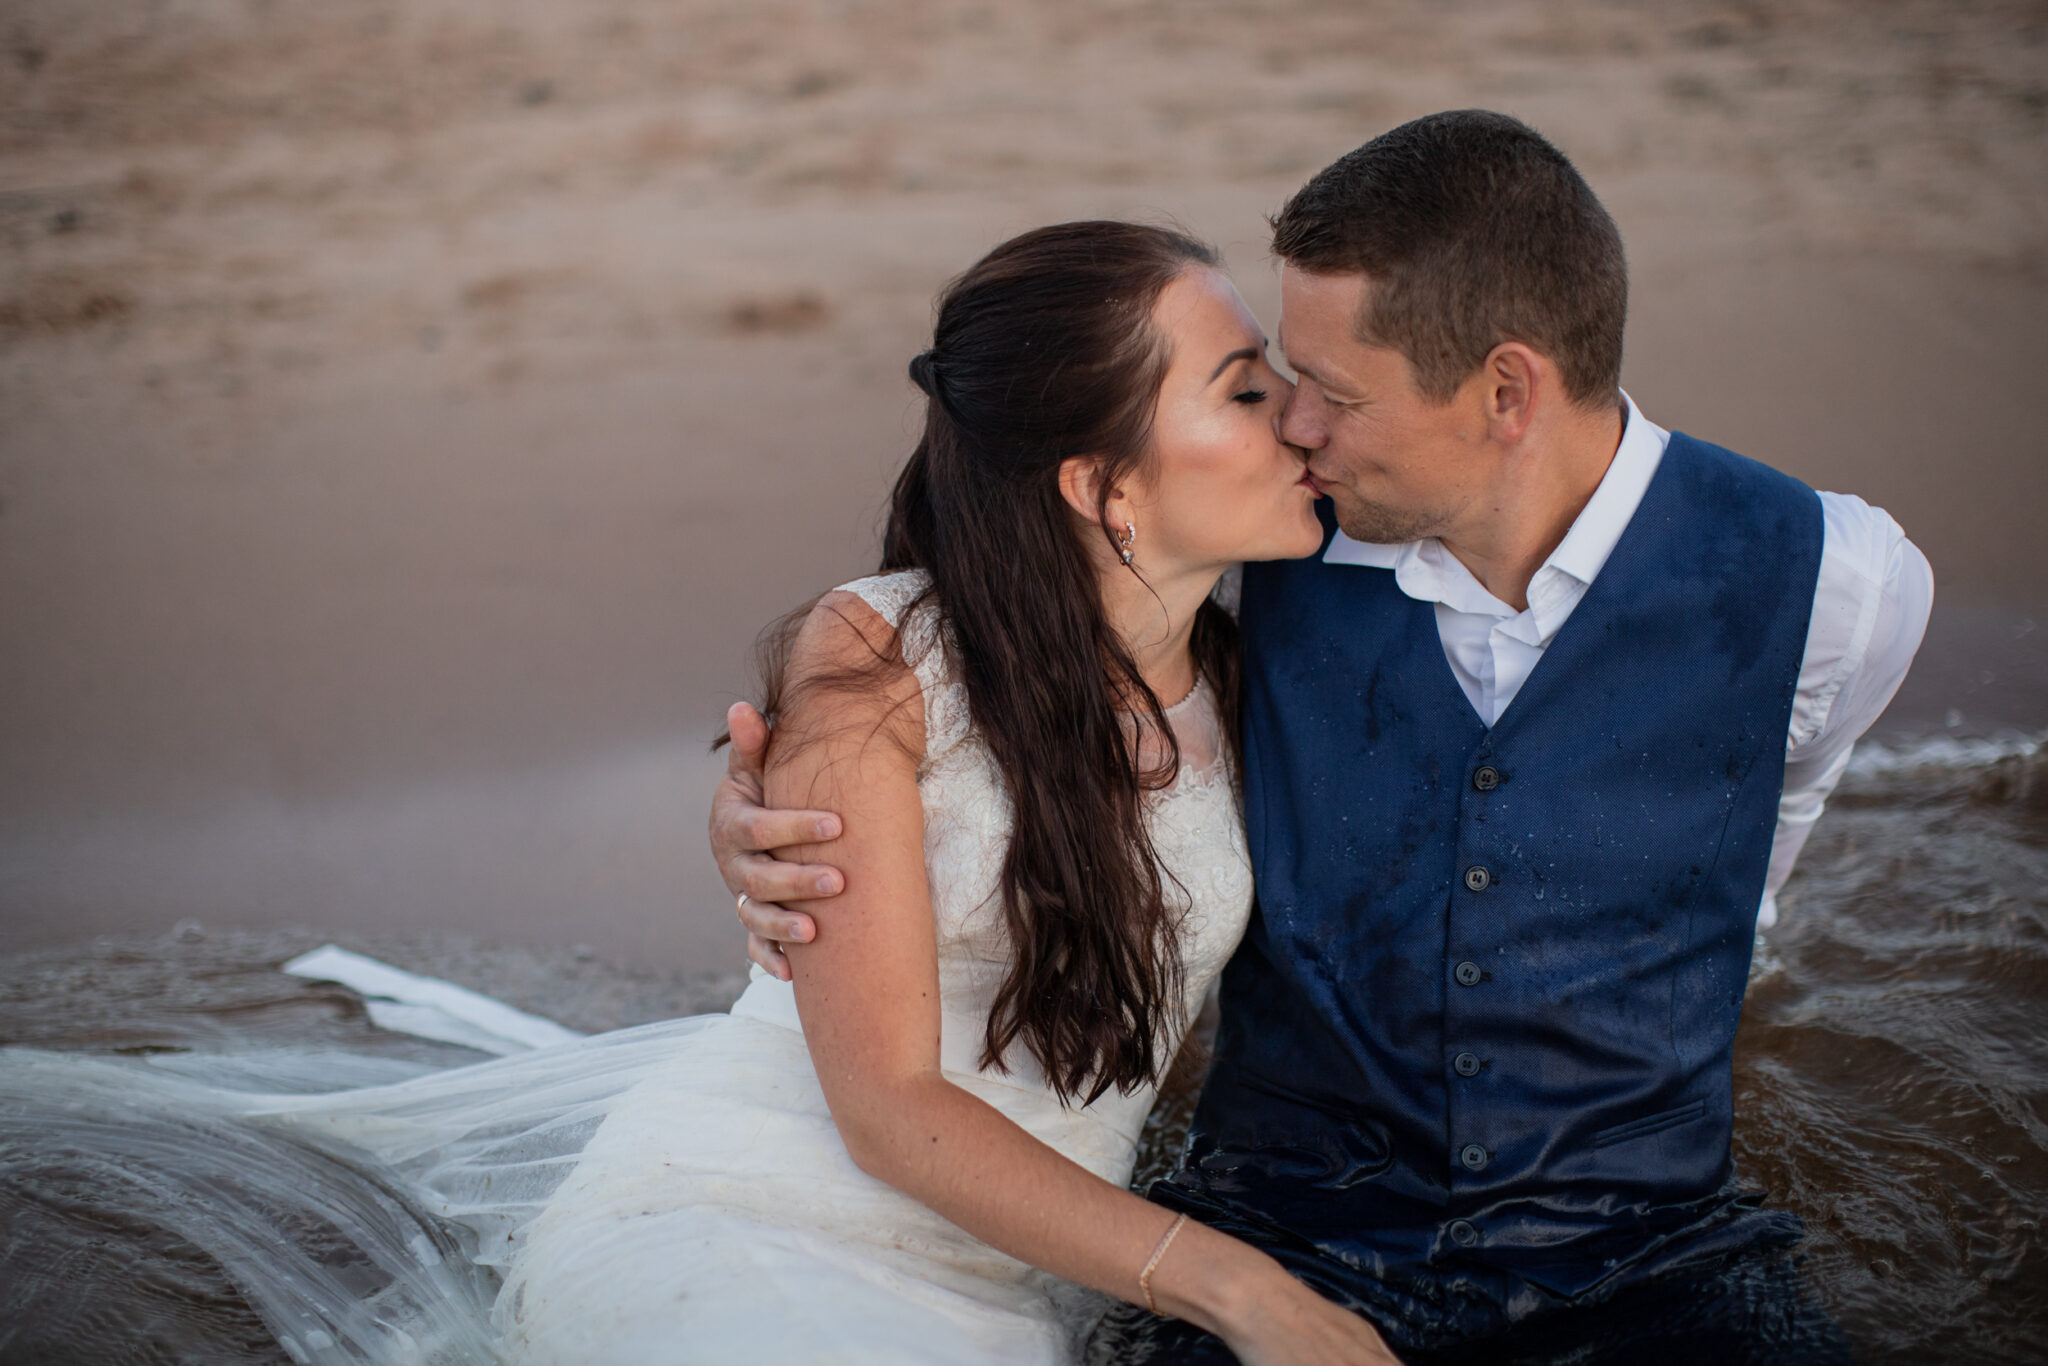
left=750, top=221, right=1241, bottom=1106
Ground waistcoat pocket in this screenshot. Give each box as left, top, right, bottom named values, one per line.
left=1590, top=1099, right=1705, bottom=1149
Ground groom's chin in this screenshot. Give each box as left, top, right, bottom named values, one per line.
left=1331, top=496, right=1442, bottom=547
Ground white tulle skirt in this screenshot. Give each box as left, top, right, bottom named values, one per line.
left=0, top=978, right=1114, bottom=1365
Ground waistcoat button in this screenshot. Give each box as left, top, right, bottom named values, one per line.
left=1447, top=1218, right=1479, bottom=1247
left=1453, top=1051, right=1483, bottom=1077
left=1459, top=1143, right=1489, bottom=1172
left=1454, top=961, right=1484, bottom=987
left=1472, top=765, right=1501, bottom=791
left=1463, top=865, right=1493, bottom=892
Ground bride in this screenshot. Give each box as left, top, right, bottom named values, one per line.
left=508, top=220, right=1394, bottom=1366
left=0, top=222, right=1396, bottom=1365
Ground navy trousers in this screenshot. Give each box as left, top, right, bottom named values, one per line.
left=1083, top=1244, right=1852, bottom=1366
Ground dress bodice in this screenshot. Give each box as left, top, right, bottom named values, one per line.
left=731, top=569, right=1253, bottom=1178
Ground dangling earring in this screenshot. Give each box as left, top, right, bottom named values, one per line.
left=1118, top=521, right=1136, bottom=566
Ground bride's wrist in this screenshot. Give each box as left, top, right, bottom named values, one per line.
left=1145, top=1223, right=1291, bottom=1341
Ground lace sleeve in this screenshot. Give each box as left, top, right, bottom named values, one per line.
left=835, top=570, right=972, bottom=759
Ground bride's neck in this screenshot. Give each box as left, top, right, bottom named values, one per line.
left=1095, top=557, right=1221, bottom=708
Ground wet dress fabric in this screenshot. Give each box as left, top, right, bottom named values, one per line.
left=0, top=570, right=1254, bottom=1366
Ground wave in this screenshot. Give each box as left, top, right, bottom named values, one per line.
left=1845, top=729, right=2044, bottom=778
left=1836, top=729, right=2047, bottom=806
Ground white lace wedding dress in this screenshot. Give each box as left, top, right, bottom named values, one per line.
left=0, top=571, right=1252, bottom=1366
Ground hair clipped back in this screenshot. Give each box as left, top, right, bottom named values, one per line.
left=1271, top=109, right=1627, bottom=407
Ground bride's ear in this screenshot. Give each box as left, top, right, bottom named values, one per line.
left=1056, top=454, right=1119, bottom=528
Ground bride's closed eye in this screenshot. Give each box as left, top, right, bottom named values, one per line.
left=1232, top=387, right=1268, bottom=405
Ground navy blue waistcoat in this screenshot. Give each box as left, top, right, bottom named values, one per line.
left=1158, top=433, right=1826, bottom=1321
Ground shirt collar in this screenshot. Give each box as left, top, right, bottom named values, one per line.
left=1540, top=390, right=1666, bottom=588
left=1322, top=390, right=1669, bottom=623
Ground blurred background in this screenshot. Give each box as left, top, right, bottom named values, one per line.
left=4, top=0, right=2045, bottom=972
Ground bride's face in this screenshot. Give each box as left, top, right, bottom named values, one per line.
left=1122, top=267, right=1324, bottom=573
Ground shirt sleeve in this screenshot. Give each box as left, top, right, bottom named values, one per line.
left=1758, top=492, right=1935, bottom=928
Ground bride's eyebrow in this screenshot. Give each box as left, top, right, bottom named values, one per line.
left=1206, top=344, right=1261, bottom=384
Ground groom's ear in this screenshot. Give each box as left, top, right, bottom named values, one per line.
left=1056, top=454, right=1117, bottom=526
left=1481, top=342, right=1542, bottom=445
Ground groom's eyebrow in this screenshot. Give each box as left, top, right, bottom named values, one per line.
left=1207, top=344, right=1261, bottom=384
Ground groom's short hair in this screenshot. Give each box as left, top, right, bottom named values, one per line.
left=1272, top=110, right=1626, bottom=408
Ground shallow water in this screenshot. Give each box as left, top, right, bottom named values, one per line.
left=1723, top=737, right=2048, bottom=1363
left=1, top=737, right=2043, bottom=1363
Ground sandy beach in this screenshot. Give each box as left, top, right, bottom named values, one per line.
left=3, top=0, right=2045, bottom=969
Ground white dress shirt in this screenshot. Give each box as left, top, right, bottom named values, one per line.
left=1321, top=392, right=1934, bottom=928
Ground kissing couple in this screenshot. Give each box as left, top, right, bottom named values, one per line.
left=0, top=109, right=1932, bottom=1366
left=701, top=108, right=1931, bottom=1365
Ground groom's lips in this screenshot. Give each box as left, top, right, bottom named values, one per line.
left=1298, top=468, right=1324, bottom=494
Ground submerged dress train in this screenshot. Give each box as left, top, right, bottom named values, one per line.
left=0, top=570, right=1253, bottom=1366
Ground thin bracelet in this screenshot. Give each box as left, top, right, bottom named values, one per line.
left=1139, top=1212, right=1189, bottom=1316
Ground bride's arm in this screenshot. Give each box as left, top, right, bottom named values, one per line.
left=765, top=594, right=1397, bottom=1366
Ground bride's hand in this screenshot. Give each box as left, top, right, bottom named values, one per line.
left=1218, top=1270, right=1403, bottom=1366
left=1148, top=1217, right=1401, bottom=1365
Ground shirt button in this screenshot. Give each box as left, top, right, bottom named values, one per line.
left=1453, top=1051, right=1483, bottom=1077
left=1463, top=866, right=1493, bottom=892
left=1447, top=1219, right=1479, bottom=1248
left=1472, top=766, right=1501, bottom=792
left=1454, top=961, right=1484, bottom=987
left=1459, top=1143, right=1490, bottom=1172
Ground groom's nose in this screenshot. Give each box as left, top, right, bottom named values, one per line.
left=1279, top=382, right=1328, bottom=451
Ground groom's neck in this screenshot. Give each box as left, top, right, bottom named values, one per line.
left=1439, top=397, right=1627, bottom=612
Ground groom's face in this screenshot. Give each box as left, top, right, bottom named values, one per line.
left=1277, top=265, right=1490, bottom=546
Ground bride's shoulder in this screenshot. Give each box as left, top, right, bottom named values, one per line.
left=830, top=569, right=951, bottom=700
left=777, top=585, right=927, bottom=758
left=822, top=569, right=972, bottom=760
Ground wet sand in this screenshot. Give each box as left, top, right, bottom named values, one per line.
left=3, top=0, right=2046, bottom=969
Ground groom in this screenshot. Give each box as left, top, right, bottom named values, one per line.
left=711, top=111, right=1930, bottom=1362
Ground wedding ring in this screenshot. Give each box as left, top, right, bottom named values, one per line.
left=737, top=892, right=752, bottom=914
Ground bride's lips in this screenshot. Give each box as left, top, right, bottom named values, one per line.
left=1297, top=468, right=1323, bottom=495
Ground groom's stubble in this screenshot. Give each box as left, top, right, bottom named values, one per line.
left=1325, top=491, right=1458, bottom=548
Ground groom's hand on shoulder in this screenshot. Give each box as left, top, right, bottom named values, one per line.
left=710, top=701, right=844, bottom=980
